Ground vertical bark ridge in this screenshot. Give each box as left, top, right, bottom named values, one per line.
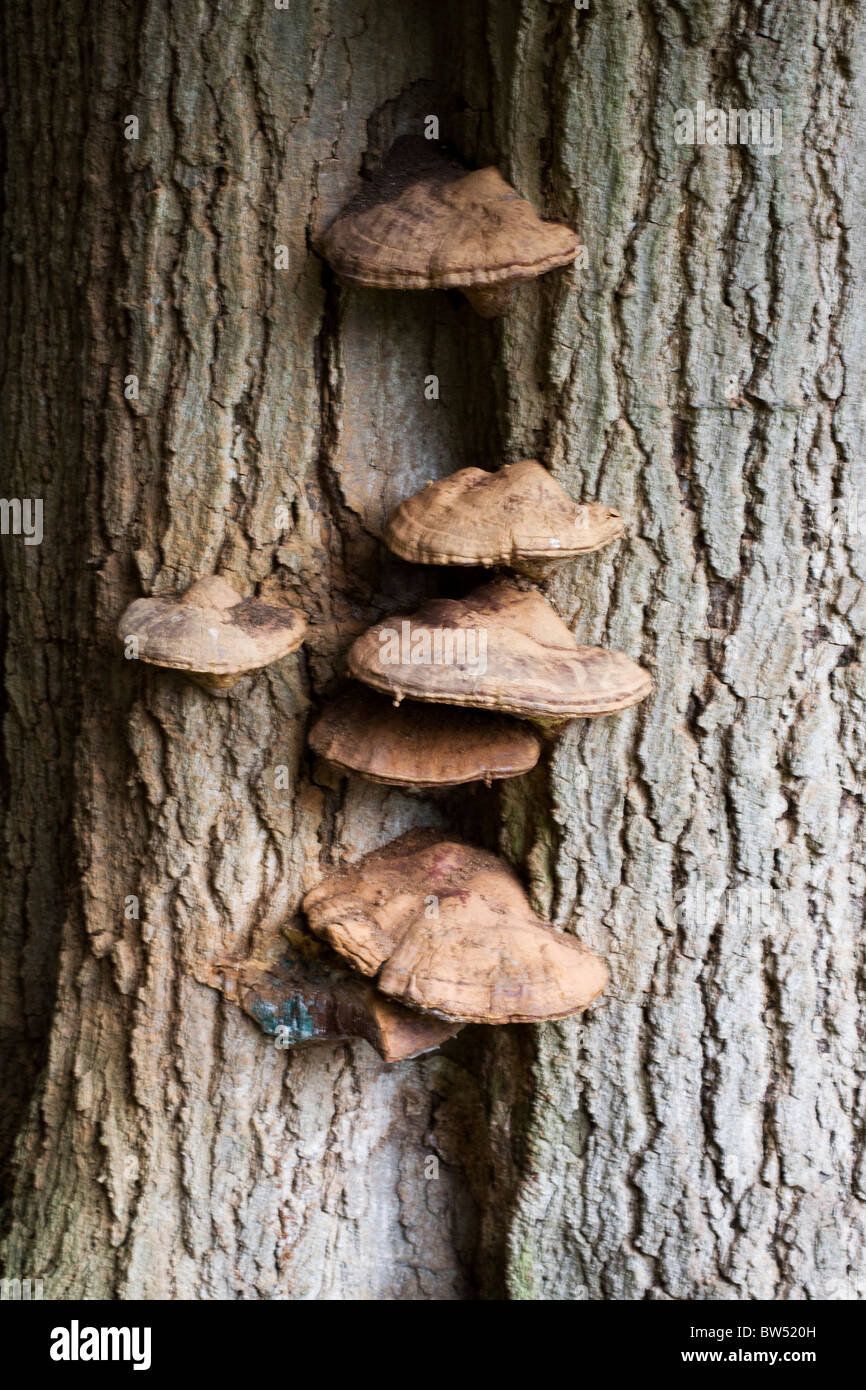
left=2, top=0, right=515, bottom=1299
left=499, top=0, right=866, bottom=1300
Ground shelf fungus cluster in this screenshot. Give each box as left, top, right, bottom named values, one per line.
left=117, top=576, right=307, bottom=693
left=299, top=453, right=650, bottom=1056
left=121, top=136, right=654, bottom=1068
left=195, top=830, right=607, bottom=1061
left=303, top=830, right=608, bottom=1026
left=319, top=138, right=581, bottom=317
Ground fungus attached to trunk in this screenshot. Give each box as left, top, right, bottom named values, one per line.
left=348, top=578, right=652, bottom=724
left=118, top=575, right=307, bottom=693
left=384, top=459, right=623, bottom=577
left=308, top=684, right=542, bottom=789
left=319, top=137, right=580, bottom=317
left=302, top=829, right=608, bottom=1024
left=193, top=930, right=460, bottom=1064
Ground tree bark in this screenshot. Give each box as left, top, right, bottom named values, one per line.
left=2, top=0, right=864, bottom=1300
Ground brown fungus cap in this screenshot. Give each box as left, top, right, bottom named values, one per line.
left=348, top=578, right=652, bottom=724
left=193, top=929, right=460, bottom=1063
left=384, top=460, right=623, bottom=576
left=302, top=829, right=609, bottom=1024
left=308, top=685, right=541, bottom=789
left=118, top=575, right=307, bottom=692
left=319, top=138, right=580, bottom=317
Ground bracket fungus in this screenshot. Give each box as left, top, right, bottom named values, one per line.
left=308, top=684, right=542, bottom=789
left=384, top=459, right=623, bottom=577
left=118, top=575, right=307, bottom=693
left=319, top=138, right=580, bottom=317
left=348, top=578, right=652, bottom=724
left=303, top=829, right=608, bottom=1024
left=192, top=930, right=460, bottom=1063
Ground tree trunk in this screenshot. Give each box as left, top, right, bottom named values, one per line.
left=2, top=0, right=864, bottom=1300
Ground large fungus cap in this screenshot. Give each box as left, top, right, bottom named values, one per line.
left=302, top=829, right=608, bottom=1024
left=348, top=578, right=652, bottom=723
left=384, top=459, right=623, bottom=576
left=118, top=575, right=307, bottom=692
left=320, top=138, right=580, bottom=316
left=308, top=684, right=541, bottom=788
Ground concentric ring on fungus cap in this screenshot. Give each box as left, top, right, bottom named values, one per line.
left=308, top=684, right=542, bottom=789
left=384, top=460, right=624, bottom=577
left=302, top=829, right=609, bottom=1025
left=319, top=137, right=581, bottom=317
left=347, top=578, right=652, bottom=724
left=118, top=575, right=307, bottom=693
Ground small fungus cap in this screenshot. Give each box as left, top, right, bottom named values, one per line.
left=302, top=829, right=609, bottom=1024
left=320, top=138, right=580, bottom=292
left=384, top=460, right=623, bottom=569
left=118, top=575, right=307, bottom=676
left=308, top=685, right=541, bottom=788
left=348, top=578, right=652, bottom=720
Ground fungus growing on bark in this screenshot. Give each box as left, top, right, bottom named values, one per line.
left=319, top=138, right=580, bottom=317
left=302, top=829, right=608, bottom=1024
left=384, top=459, right=623, bottom=577
left=348, top=578, right=652, bottom=724
left=193, top=929, right=460, bottom=1063
left=118, top=576, right=307, bottom=693
left=308, top=684, right=542, bottom=789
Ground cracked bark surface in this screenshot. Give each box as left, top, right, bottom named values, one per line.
left=1, top=0, right=865, bottom=1300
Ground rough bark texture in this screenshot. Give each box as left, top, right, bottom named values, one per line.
left=2, top=0, right=865, bottom=1300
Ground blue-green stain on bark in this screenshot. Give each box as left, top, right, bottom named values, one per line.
left=248, top=995, right=316, bottom=1043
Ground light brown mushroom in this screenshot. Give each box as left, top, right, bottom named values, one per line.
left=193, top=928, right=460, bottom=1063
left=384, top=459, right=623, bottom=577
left=302, top=829, right=608, bottom=1024
left=118, top=576, right=307, bottom=693
left=348, top=578, right=652, bottom=725
left=308, top=684, right=542, bottom=789
left=319, top=138, right=580, bottom=317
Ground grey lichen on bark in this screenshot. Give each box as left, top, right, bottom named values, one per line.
left=1, top=0, right=864, bottom=1301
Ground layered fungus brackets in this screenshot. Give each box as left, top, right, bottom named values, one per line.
left=123, top=133, right=652, bottom=1065
left=118, top=575, right=307, bottom=693
left=319, top=137, right=582, bottom=317
left=302, top=829, right=609, bottom=1025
